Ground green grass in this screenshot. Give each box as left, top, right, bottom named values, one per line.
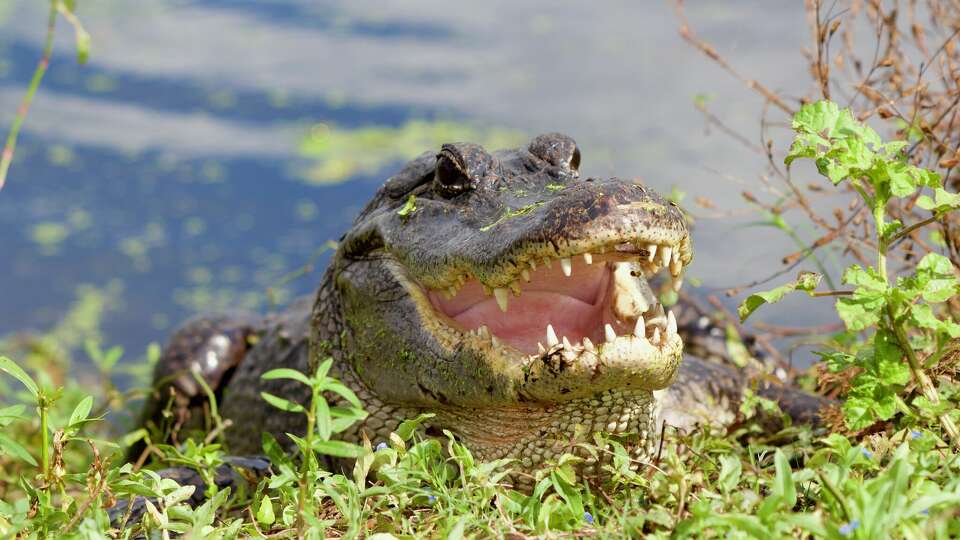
left=1, top=343, right=959, bottom=539
left=2, top=100, right=960, bottom=538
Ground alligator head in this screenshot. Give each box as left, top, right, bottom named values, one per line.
left=326, top=133, right=692, bottom=471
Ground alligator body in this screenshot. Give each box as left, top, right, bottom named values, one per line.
left=140, top=133, right=825, bottom=481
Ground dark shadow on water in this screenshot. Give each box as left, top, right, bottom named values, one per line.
left=0, top=40, right=439, bottom=128
left=200, top=0, right=457, bottom=41
left=0, top=134, right=391, bottom=356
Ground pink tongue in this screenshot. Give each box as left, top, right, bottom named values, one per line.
left=428, top=258, right=609, bottom=355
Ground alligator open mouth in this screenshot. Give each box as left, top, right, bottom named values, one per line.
left=422, top=238, right=688, bottom=363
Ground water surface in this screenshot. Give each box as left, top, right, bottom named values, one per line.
left=0, top=1, right=826, bottom=367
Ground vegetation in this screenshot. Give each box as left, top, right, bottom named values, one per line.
left=298, top=121, right=524, bottom=185
left=3, top=0, right=960, bottom=538
left=0, top=0, right=88, bottom=191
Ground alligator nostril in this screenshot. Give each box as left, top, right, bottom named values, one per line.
left=527, top=133, right=580, bottom=175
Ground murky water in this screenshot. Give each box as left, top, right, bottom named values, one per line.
left=0, top=1, right=827, bottom=365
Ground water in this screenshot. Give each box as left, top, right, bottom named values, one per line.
left=0, top=1, right=826, bottom=364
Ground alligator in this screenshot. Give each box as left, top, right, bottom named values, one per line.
left=137, top=133, right=826, bottom=485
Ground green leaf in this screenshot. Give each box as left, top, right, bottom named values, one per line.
left=843, top=372, right=899, bottom=429
left=261, top=368, right=312, bottom=387
left=772, top=449, right=796, bottom=509
left=842, top=265, right=887, bottom=291
left=885, top=159, right=918, bottom=197
left=163, top=485, right=197, bottom=507
left=883, top=140, right=909, bottom=156
left=843, top=395, right=879, bottom=430
left=74, top=29, right=91, bottom=64
left=0, top=404, right=25, bottom=424
left=447, top=517, right=469, bottom=540
left=815, top=351, right=856, bottom=372
left=790, top=100, right=845, bottom=140
left=717, top=455, right=742, bottom=493
left=256, top=495, right=275, bottom=526
left=0, top=356, right=39, bottom=398
left=315, top=396, right=332, bottom=441
left=0, top=433, right=38, bottom=466
left=260, top=392, right=306, bottom=414
left=397, top=194, right=417, bottom=217
left=916, top=187, right=960, bottom=211
left=915, top=253, right=958, bottom=303
left=836, top=266, right=889, bottom=331
left=872, top=330, right=910, bottom=386
left=67, top=395, right=94, bottom=429
left=320, top=380, right=363, bottom=409
left=836, top=295, right=884, bottom=332
left=878, top=219, right=903, bottom=242
left=724, top=325, right=752, bottom=368
left=737, top=271, right=822, bottom=322
left=395, top=412, right=436, bottom=441
left=311, top=439, right=368, bottom=458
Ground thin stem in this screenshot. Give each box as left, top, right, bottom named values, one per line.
left=887, top=305, right=960, bottom=445
left=887, top=210, right=957, bottom=248
left=816, top=470, right=851, bottom=521
left=0, top=1, right=58, bottom=191
left=39, top=395, right=49, bottom=480
left=810, top=290, right=854, bottom=297
left=874, top=204, right=888, bottom=282
left=298, top=384, right=318, bottom=535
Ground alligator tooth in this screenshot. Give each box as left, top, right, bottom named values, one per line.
left=582, top=337, right=595, bottom=353
left=672, top=275, right=684, bottom=292
left=670, top=255, right=683, bottom=277
left=655, top=303, right=666, bottom=319
left=652, top=327, right=661, bottom=345
left=562, top=336, right=573, bottom=350
left=546, top=324, right=559, bottom=347
left=493, top=288, right=509, bottom=312
left=604, top=324, right=617, bottom=343
left=583, top=253, right=593, bottom=265
left=509, top=281, right=521, bottom=296
left=647, top=244, right=658, bottom=262
left=521, top=268, right=531, bottom=282
left=528, top=259, right=537, bottom=271
left=667, top=310, right=677, bottom=335
left=542, top=257, right=553, bottom=269
left=538, top=342, right=546, bottom=354
left=612, top=262, right=649, bottom=320
left=477, top=325, right=490, bottom=339
left=633, top=315, right=645, bottom=338
left=597, top=245, right=605, bottom=254
left=483, top=284, right=492, bottom=296
left=491, top=335, right=500, bottom=348
left=646, top=310, right=666, bottom=329
left=448, top=286, right=458, bottom=298
left=560, top=257, right=572, bottom=277
left=660, top=246, right=673, bottom=268
left=635, top=328, right=649, bottom=346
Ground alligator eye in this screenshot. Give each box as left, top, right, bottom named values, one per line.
left=435, top=149, right=473, bottom=196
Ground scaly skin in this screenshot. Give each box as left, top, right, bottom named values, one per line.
left=139, top=133, right=827, bottom=483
